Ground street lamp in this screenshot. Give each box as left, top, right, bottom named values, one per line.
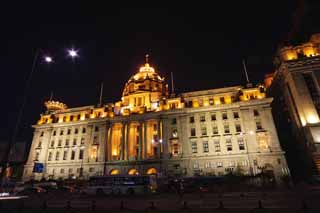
left=67, top=49, right=78, bottom=58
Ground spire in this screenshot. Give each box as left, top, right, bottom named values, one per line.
left=49, top=91, right=54, bottom=101
left=242, top=59, right=252, bottom=88
left=145, top=54, right=149, bottom=64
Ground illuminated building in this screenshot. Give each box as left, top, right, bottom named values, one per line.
left=23, top=56, right=289, bottom=182
left=267, top=33, right=320, bottom=178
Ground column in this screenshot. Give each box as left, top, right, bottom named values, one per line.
left=104, top=123, right=109, bottom=162
left=108, top=123, right=113, bottom=161
left=121, top=123, right=125, bottom=160
left=126, top=122, right=130, bottom=160
left=144, top=121, right=148, bottom=159
left=157, top=119, right=162, bottom=158
left=138, top=121, right=143, bottom=160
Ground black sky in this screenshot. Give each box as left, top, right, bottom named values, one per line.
left=1, top=1, right=319, bottom=144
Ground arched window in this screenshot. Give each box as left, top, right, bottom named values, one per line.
left=146, top=168, right=157, bottom=175
left=109, top=169, right=120, bottom=175
left=128, top=168, right=139, bottom=175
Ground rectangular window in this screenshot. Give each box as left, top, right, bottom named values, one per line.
left=50, top=141, right=54, bottom=148
left=256, top=121, right=263, bottom=130
left=40, top=131, right=44, bottom=137
left=253, top=109, right=259, bottom=116
left=211, top=114, right=216, bottom=121
left=48, top=152, right=52, bottom=161
left=65, top=139, right=69, bottom=146
left=53, top=131, right=56, bottom=136
left=233, top=112, right=239, bottom=119
left=171, top=118, right=177, bottom=125
left=238, top=138, right=245, bottom=150
left=75, top=128, right=78, bottom=134
left=73, top=139, right=77, bottom=146
left=82, top=127, right=86, bottom=133
left=209, top=98, right=214, bottom=105
left=63, top=150, right=68, bottom=160
left=93, top=136, right=98, bottom=144
left=220, top=97, right=225, bottom=104
left=55, top=152, right=60, bottom=161
left=235, top=124, right=242, bottom=132
left=191, top=142, right=198, bottom=153
left=81, top=138, right=85, bottom=145
left=173, top=144, right=179, bottom=154
left=68, top=168, right=73, bottom=174
left=229, top=161, right=236, bottom=167
left=153, top=124, right=157, bottom=131
left=60, top=130, right=64, bottom=135
left=214, top=139, right=221, bottom=152
left=217, top=162, right=223, bottom=168
left=35, top=152, right=40, bottom=161
left=212, top=125, right=219, bottom=134
left=71, top=150, right=76, bottom=160
left=60, top=169, right=64, bottom=174
left=224, top=124, right=230, bottom=134
left=201, top=127, right=207, bottom=136
left=37, top=141, right=42, bottom=148
left=189, top=116, right=195, bottom=123
left=67, top=129, right=71, bottom=135
left=191, top=128, right=196, bottom=137
left=226, top=138, right=232, bottom=151
left=205, top=162, right=211, bottom=168
left=95, top=126, right=99, bottom=132
left=200, top=115, right=206, bottom=122
left=89, top=167, right=95, bottom=172
left=58, top=140, right=62, bottom=147
left=79, top=149, right=84, bottom=160
left=222, top=112, right=228, bottom=120
left=203, top=141, right=209, bottom=153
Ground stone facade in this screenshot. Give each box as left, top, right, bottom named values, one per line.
left=23, top=58, right=289, bottom=182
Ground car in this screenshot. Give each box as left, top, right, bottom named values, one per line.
left=15, top=186, right=46, bottom=196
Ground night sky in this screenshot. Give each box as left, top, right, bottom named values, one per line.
left=1, top=1, right=319, bottom=145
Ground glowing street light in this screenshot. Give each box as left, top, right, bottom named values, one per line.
left=44, top=56, right=53, bottom=63
left=68, top=49, right=78, bottom=58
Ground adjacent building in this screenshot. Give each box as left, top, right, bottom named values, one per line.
left=23, top=57, right=289, bottom=182
left=267, top=33, right=320, bottom=179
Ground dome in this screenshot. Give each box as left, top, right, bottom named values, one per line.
left=127, top=63, right=163, bottom=83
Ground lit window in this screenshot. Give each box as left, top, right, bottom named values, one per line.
left=233, top=112, right=239, bottom=119
left=91, top=145, right=98, bottom=160
left=217, top=162, right=223, bottom=168
left=238, top=138, right=245, bottom=150
left=193, top=162, right=199, bottom=169
left=189, top=116, right=195, bottom=123
left=209, top=98, right=214, bottom=105
left=190, top=128, right=196, bottom=137
left=201, top=127, right=207, bottom=136
left=205, top=162, right=211, bottom=168
left=203, top=141, right=209, bottom=153
left=191, top=142, right=198, bottom=153
left=214, top=139, right=221, bottom=152
left=200, top=115, right=206, bottom=122
left=226, top=138, right=232, bottom=151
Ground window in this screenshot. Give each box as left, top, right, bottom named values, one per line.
left=67, top=129, right=71, bottom=135
left=63, top=150, right=68, bottom=160
left=253, top=159, right=258, bottom=166
left=93, top=136, right=98, bottom=144
left=58, top=140, right=62, bottom=147
left=50, top=141, right=54, bottom=148
left=53, top=131, right=56, bottom=136
left=79, top=149, right=84, bottom=160
left=303, top=72, right=320, bottom=115
left=95, top=126, right=99, bottom=132
left=35, top=152, right=40, bottom=161
left=242, top=160, right=248, bottom=167
left=235, top=124, right=242, bottom=132
left=203, top=141, right=209, bottom=153
left=75, top=128, right=78, bottom=134
left=226, top=138, right=232, bottom=151
left=55, top=152, right=60, bottom=161
left=60, top=168, right=64, bottom=174
left=217, top=162, right=223, bottom=168
left=48, top=152, right=52, bottom=161
left=65, top=139, right=69, bottom=146
left=224, top=124, right=230, bottom=134
left=256, top=121, right=263, bottom=130
left=201, top=127, right=207, bottom=136
left=209, top=98, right=214, bottom=105
left=214, top=139, right=221, bottom=152
left=211, top=114, right=216, bottom=121
left=171, top=118, right=177, bottom=125
left=71, top=150, right=76, bottom=160
left=229, top=161, right=236, bottom=167
left=60, top=130, right=64, bottom=135
left=200, top=115, right=206, bottom=122
left=277, top=158, right=281, bottom=165
left=253, top=109, right=259, bottom=116
left=233, top=112, right=239, bottom=119
left=189, top=116, right=195, bottom=123
left=212, top=125, right=219, bottom=134
left=193, top=163, right=199, bottom=169
left=173, top=144, right=179, bottom=154
left=191, top=142, right=198, bottom=153
left=82, top=127, right=86, bottom=133
left=68, top=168, right=73, bottom=174
left=190, top=128, right=196, bottom=137
left=40, top=131, right=44, bottom=137
left=205, top=162, right=211, bottom=168
left=81, top=138, right=85, bottom=145
left=238, top=138, right=245, bottom=150
left=73, top=139, right=77, bottom=146
left=220, top=97, right=225, bottom=104
left=222, top=112, right=228, bottom=120
left=89, top=167, right=95, bottom=172
left=37, top=141, right=42, bottom=148
left=76, top=168, right=80, bottom=173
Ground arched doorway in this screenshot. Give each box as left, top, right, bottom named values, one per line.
left=128, top=168, right=139, bottom=175
left=146, top=168, right=157, bottom=175
left=109, top=169, right=120, bottom=175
